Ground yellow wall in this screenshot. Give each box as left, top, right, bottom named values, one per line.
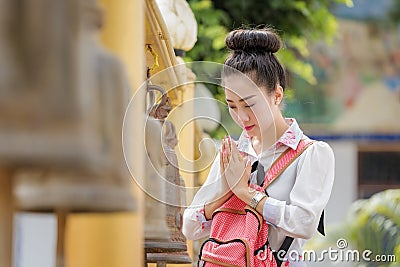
left=66, top=213, right=138, bottom=267
left=66, top=0, right=146, bottom=266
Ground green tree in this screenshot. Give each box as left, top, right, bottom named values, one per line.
left=389, top=0, right=400, bottom=23
left=186, top=0, right=353, bottom=86
left=185, top=0, right=353, bottom=137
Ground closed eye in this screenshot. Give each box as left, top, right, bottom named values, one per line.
left=228, top=104, right=254, bottom=109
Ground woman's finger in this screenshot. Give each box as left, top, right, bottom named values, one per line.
left=220, top=149, right=224, bottom=173
left=227, top=136, right=232, bottom=158
left=222, top=139, right=229, bottom=166
left=227, top=137, right=237, bottom=165
left=220, top=140, right=228, bottom=180
left=245, top=159, right=251, bottom=176
left=229, top=138, right=243, bottom=162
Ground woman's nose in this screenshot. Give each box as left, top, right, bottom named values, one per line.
left=237, top=108, right=250, bottom=122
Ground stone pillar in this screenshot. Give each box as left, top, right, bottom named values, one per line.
left=0, top=0, right=83, bottom=166
left=13, top=0, right=135, bottom=213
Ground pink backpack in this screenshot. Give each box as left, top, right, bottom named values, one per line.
left=198, top=139, right=316, bottom=267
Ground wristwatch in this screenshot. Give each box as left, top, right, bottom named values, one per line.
left=249, top=191, right=267, bottom=209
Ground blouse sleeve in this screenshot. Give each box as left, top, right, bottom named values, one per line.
left=182, top=152, right=231, bottom=240
left=262, top=141, right=335, bottom=239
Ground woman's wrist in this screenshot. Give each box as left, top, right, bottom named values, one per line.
left=236, top=187, right=254, bottom=204
left=250, top=191, right=267, bottom=210
left=237, top=187, right=268, bottom=213
left=204, top=202, right=211, bottom=220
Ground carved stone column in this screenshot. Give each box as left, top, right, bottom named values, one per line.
left=144, top=89, right=191, bottom=265
left=163, top=120, right=188, bottom=247
left=144, top=117, right=170, bottom=240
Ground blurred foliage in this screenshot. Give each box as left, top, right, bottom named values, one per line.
left=307, top=189, right=400, bottom=266
left=211, top=0, right=352, bottom=84
left=185, top=0, right=353, bottom=138
left=389, top=0, right=400, bottom=23
left=185, top=1, right=232, bottom=138
left=185, top=0, right=230, bottom=63
left=347, top=190, right=400, bottom=266
left=186, top=0, right=353, bottom=85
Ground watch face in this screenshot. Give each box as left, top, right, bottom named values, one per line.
left=251, top=191, right=266, bottom=209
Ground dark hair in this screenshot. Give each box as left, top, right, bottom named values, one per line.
left=223, top=28, right=286, bottom=94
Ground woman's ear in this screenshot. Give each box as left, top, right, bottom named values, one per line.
left=274, top=85, right=284, bottom=105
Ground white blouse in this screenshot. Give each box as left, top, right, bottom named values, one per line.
left=182, top=119, right=335, bottom=266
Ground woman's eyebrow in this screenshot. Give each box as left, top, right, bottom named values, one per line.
left=226, top=95, right=257, bottom=102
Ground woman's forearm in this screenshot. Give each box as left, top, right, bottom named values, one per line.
left=204, top=191, right=233, bottom=220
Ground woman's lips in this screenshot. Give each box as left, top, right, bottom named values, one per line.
left=244, top=125, right=255, bottom=131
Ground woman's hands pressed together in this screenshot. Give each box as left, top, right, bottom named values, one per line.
left=221, top=136, right=252, bottom=201
left=204, top=136, right=258, bottom=220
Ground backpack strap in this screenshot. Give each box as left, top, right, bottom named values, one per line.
left=262, top=139, right=316, bottom=189
left=273, top=236, right=294, bottom=266
left=262, top=139, right=316, bottom=266
left=260, top=139, right=326, bottom=235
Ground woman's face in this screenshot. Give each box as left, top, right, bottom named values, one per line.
left=223, top=74, right=276, bottom=138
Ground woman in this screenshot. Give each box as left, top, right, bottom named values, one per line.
left=182, top=28, right=334, bottom=266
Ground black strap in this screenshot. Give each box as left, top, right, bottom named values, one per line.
left=256, top=163, right=265, bottom=186
left=251, top=160, right=266, bottom=187
left=254, top=236, right=294, bottom=266
left=272, top=212, right=324, bottom=265
left=251, top=160, right=259, bottom=173
left=273, top=236, right=294, bottom=266
left=318, top=210, right=325, bottom=236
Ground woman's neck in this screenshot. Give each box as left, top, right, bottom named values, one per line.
left=251, top=115, right=289, bottom=155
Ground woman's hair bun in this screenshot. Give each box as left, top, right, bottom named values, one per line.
left=225, top=28, right=282, bottom=54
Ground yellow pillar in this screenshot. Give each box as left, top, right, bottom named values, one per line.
left=66, top=0, right=146, bottom=267
left=0, top=170, right=13, bottom=267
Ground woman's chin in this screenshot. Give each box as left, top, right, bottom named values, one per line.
left=243, top=128, right=257, bottom=137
